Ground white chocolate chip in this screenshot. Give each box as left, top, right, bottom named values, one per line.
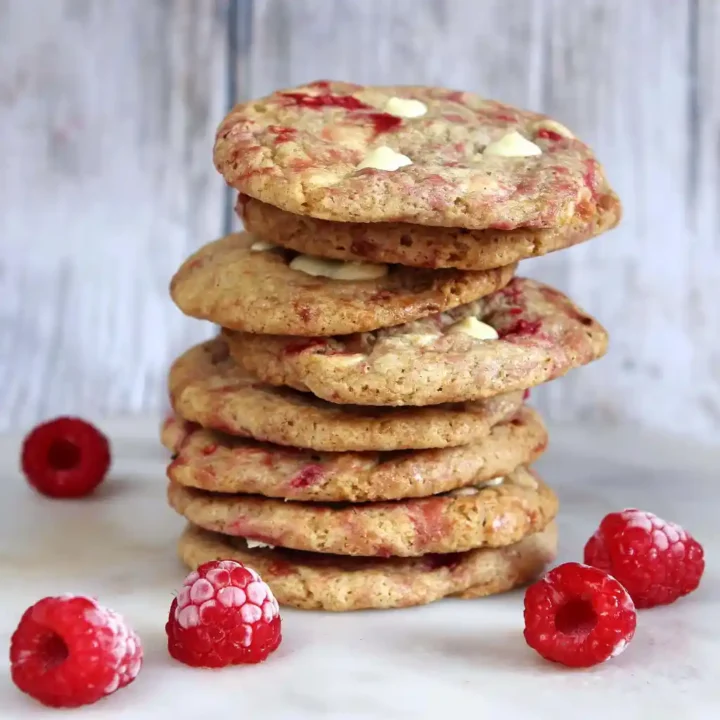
left=333, top=261, right=389, bottom=280
left=384, top=97, right=428, bottom=118
left=250, top=240, right=276, bottom=252
left=483, top=131, right=542, bottom=158
left=534, top=119, right=574, bottom=139
left=289, top=254, right=388, bottom=280
left=478, top=476, right=504, bottom=488
left=357, top=145, right=413, bottom=171
left=449, top=486, right=480, bottom=497
left=245, top=539, right=275, bottom=549
left=448, top=476, right=505, bottom=497
left=448, top=316, right=499, bottom=340
left=326, top=354, right=365, bottom=367
left=404, top=333, right=440, bottom=347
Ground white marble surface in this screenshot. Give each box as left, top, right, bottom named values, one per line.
left=0, top=417, right=718, bottom=719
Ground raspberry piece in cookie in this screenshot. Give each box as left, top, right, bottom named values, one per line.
left=21, top=417, right=111, bottom=498
left=167, top=560, right=281, bottom=667
left=523, top=562, right=636, bottom=668
left=10, top=595, right=142, bottom=708
left=584, top=509, right=705, bottom=608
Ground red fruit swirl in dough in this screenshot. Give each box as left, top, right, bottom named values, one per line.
left=281, top=92, right=371, bottom=110
left=280, top=92, right=402, bottom=135
left=536, top=129, right=565, bottom=142
left=289, top=464, right=325, bottom=489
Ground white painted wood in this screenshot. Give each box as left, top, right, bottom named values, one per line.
left=1, top=0, right=718, bottom=444
left=0, top=0, right=228, bottom=430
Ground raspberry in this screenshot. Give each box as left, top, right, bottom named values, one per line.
left=523, top=562, right=636, bottom=668
left=21, top=417, right=111, bottom=498
left=10, top=595, right=142, bottom=708
left=167, top=560, right=282, bottom=667
left=584, top=509, right=705, bottom=608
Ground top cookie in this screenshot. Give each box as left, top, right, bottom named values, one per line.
left=170, top=232, right=514, bottom=336
left=214, top=80, right=615, bottom=230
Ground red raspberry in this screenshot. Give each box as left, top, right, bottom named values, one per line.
left=21, top=417, right=111, bottom=498
left=523, top=562, right=636, bottom=668
left=10, top=595, right=142, bottom=708
left=584, top=509, right=705, bottom=608
left=167, top=560, right=282, bottom=667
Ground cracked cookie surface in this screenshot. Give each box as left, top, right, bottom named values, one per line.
left=168, top=340, right=524, bottom=451
left=215, top=81, right=616, bottom=230
left=162, top=407, right=547, bottom=502
left=225, top=278, right=608, bottom=406
left=170, top=232, right=515, bottom=336
left=167, top=465, right=558, bottom=557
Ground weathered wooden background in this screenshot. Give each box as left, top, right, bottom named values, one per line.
left=1, top=0, right=718, bottom=444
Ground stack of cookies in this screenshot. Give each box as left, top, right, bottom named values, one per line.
left=162, top=81, right=620, bottom=611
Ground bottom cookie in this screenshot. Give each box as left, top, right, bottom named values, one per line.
left=177, top=522, right=557, bottom=611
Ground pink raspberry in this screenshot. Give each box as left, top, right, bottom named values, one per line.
left=10, top=595, right=142, bottom=708
left=584, top=509, right=705, bottom=608
left=21, top=417, right=111, bottom=498
left=523, top=562, right=636, bottom=668
left=167, top=560, right=282, bottom=667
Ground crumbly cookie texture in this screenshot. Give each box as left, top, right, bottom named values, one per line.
left=168, top=340, right=524, bottom=451
left=162, top=407, right=547, bottom=502
left=225, top=277, right=608, bottom=406
left=169, top=232, right=515, bottom=336
left=178, top=522, right=558, bottom=611
left=167, top=465, right=557, bottom=557
left=214, top=80, right=616, bottom=230
left=238, top=192, right=621, bottom=270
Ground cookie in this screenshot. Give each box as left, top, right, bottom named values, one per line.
left=178, top=522, right=558, bottom=611
left=163, top=407, right=547, bottom=502
left=167, top=465, right=558, bottom=557
left=225, top=277, right=608, bottom=406
left=169, top=340, right=524, bottom=451
left=214, top=80, right=616, bottom=230
left=169, top=232, right=515, bottom=336
left=238, top=193, right=621, bottom=271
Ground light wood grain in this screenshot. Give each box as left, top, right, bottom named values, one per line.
left=0, top=0, right=229, bottom=430
left=1, top=0, right=718, bottom=444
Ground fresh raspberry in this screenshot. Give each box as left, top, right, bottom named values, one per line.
left=21, top=417, right=111, bottom=498
left=10, top=595, right=142, bottom=708
left=167, top=560, right=282, bottom=667
left=523, top=562, right=636, bottom=668
left=584, top=509, right=705, bottom=608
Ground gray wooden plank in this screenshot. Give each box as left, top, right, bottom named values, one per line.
left=689, top=0, right=720, bottom=431
left=248, top=0, right=542, bottom=105
left=0, top=0, right=229, bottom=430
left=521, top=0, right=707, bottom=438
